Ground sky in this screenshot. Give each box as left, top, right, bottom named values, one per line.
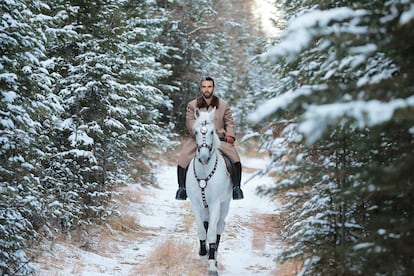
left=252, top=0, right=283, bottom=39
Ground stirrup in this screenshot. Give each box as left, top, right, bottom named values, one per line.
left=232, top=187, right=244, bottom=200
left=175, top=187, right=187, bottom=200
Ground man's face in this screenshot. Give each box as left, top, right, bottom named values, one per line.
left=200, top=80, right=214, bottom=99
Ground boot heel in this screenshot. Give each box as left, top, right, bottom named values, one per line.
left=232, top=187, right=244, bottom=200
left=175, top=188, right=187, bottom=200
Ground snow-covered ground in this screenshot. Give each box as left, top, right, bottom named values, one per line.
left=34, top=155, right=284, bottom=275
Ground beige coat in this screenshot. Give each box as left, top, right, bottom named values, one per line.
left=178, top=96, right=241, bottom=168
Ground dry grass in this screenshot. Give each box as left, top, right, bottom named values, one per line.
left=93, top=188, right=158, bottom=255
left=239, top=137, right=268, bottom=158
left=128, top=156, right=155, bottom=185
left=273, top=259, right=303, bottom=276
left=118, top=186, right=144, bottom=203
left=240, top=139, right=306, bottom=276
left=108, top=188, right=144, bottom=234
left=32, top=240, right=85, bottom=276
left=32, top=184, right=154, bottom=273
left=180, top=210, right=196, bottom=233
left=249, top=213, right=280, bottom=251
left=131, top=238, right=207, bottom=276
left=249, top=214, right=303, bottom=276
left=34, top=138, right=305, bottom=275
left=245, top=203, right=303, bottom=276
left=145, top=142, right=182, bottom=166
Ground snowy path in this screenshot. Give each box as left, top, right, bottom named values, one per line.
left=35, top=156, right=283, bottom=275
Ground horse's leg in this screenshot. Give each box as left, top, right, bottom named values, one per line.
left=198, top=221, right=208, bottom=255
left=217, top=200, right=230, bottom=234
left=207, top=203, right=220, bottom=243
left=206, top=203, right=221, bottom=274
left=193, top=208, right=208, bottom=256
left=216, top=198, right=231, bottom=251
left=199, top=240, right=207, bottom=256
left=208, top=243, right=217, bottom=274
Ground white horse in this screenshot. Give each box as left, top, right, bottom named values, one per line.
left=186, top=107, right=232, bottom=275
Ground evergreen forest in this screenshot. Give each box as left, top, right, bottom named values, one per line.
left=1, top=0, right=413, bottom=275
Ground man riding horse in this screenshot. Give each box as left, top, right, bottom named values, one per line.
left=176, top=76, right=244, bottom=200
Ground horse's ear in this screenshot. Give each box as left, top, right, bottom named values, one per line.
left=195, top=108, right=200, bottom=119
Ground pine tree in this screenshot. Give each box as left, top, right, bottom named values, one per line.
left=161, top=0, right=263, bottom=133
left=0, top=0, right=58, bottom=273
left=1, top=0, right=176, bottom=272
left=40, top=0, right=175, bottom=227
left=251, top=0, right=414, bottom=274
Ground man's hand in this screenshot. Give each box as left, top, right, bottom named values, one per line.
left=225, top=136, right=235, bottom=144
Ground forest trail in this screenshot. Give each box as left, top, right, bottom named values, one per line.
left=34, top=151, right=297, bottom=275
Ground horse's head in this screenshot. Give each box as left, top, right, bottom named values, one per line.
left=193, top=107, right=220, bottom=165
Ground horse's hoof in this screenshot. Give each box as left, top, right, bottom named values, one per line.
left=232, top=187, right=244, bottom=200
left=200, top=255, right=208, bottom=264
left=199, top=246, right=207, bottom=256
left=208, top=259, right=218, bottom=275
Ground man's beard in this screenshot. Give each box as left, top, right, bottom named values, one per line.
left=203, top=92, right=213, bottom=99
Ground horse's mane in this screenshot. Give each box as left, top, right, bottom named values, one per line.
left=193, top=112, right=221, bottom=150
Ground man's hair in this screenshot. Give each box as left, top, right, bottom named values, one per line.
left=200, top=76, right=215, bottom=87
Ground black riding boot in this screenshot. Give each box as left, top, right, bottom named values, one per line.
left=232, top=162, right=244, bottom=200
left=175, top=165, right=187, bottom=200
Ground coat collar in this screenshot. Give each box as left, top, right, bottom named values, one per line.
left=196, top=95, right=219, bottom=109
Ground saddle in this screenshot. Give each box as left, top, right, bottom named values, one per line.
left=221, top=153, right=234, bottom=177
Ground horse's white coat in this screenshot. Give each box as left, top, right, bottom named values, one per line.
left=186, top=108, right=232, bottom=274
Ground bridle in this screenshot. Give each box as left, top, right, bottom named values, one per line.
left=196, top=121, right=213, bottom=153
left=193, top=120, right=217, bottom=208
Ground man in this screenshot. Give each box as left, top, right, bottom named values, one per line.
left=175, top=76, right=244, bottom=200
